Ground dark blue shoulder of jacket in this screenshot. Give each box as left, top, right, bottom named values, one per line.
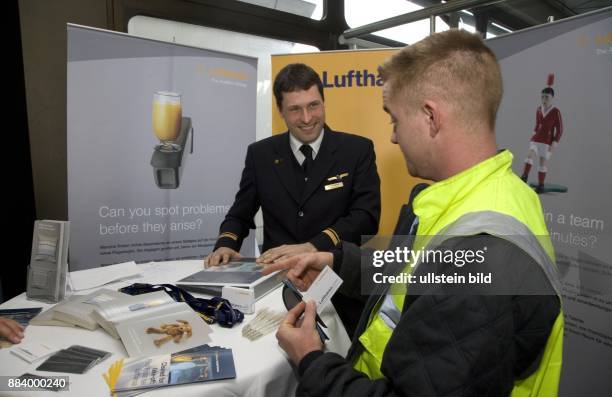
left=246, top=132, right=289, bottom=153
left=323, top=128, right=375, bottom=153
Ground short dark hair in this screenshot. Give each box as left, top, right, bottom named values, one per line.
left=541, top=87, right=555, bottom=96
left=273, top=63, right=324, bottom=109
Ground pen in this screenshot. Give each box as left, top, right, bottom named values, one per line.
left=282, top=279, right=329, bottom=343
left=282, top=279, right=328, bottom=327
left=127, top=299, right=166, bottom=311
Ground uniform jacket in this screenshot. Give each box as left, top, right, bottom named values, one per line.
left=214, top=125, right=381, bottom=253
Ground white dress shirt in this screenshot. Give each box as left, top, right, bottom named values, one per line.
left=289, top=130, right=324, bottom=165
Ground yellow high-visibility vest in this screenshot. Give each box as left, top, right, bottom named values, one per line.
left=353, top=151, right=563, bottom=397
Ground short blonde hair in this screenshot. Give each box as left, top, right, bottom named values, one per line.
left=379, top=29, right=502, bottom=130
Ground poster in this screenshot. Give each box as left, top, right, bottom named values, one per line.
left=489, top=10, right=611, bottom=396
left=68, top=25, right=257, bottom=269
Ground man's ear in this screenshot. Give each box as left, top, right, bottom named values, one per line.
left=423, top=100, right=440, bottom=137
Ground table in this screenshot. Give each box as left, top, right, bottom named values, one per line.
left=0, top=260, right=351, bottom=396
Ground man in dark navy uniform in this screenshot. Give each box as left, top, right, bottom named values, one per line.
left=204, top=63, right=381, bottom=335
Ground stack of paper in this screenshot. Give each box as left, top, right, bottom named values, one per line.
left=51, top=289, right=128, bottom=330
left=176, top=259, right=284, bottom=300
left=30, top=295, right=82, bottom=327
left=11, top=341, right=58, bottom=363
left=36, top=345, right=111, bottom=374
left=69, top=261, right=141, bottom=291
left=92, top=291, right=213, bottom=356
left=92, top=291, right=176, bottom=339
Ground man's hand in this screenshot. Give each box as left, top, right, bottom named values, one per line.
left=0, top=317, right=24, bottom=344
left=203, top=247, right=241, bottom=267
left=257, top=243, right=317, bottom=264
left=261, top=252, right=333, bottom=291
left=276, top=300, right=323, bottom=366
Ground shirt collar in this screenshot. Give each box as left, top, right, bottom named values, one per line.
left=289, top=128, right=325, bottom=160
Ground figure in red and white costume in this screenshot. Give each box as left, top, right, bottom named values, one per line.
left=521, top=74, right=563, bottom=193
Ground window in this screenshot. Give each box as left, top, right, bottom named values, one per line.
left=345, top=0, right=450, bottom=45
left=237, top=0, right=323, bottom=20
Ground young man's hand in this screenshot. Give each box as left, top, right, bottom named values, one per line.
left=276, top=301, right=323, bottom=366
left=261, top=252, right=333, bottom=291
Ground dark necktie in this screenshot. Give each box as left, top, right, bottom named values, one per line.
left=300, top=144, right=313, bottom=174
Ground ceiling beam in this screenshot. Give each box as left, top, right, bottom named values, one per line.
left=342, top=0, right=505, bottom=40
left=541, top=0, right=578, bottom=17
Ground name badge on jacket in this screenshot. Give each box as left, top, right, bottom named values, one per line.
left=325, top=181, right=344, bottom=191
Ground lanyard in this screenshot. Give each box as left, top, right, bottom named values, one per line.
left=119, top=283, right=244, bottom=327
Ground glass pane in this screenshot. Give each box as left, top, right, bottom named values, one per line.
left=345, top=0, right=449, bottom=45
left=291, top=43, right=320, bottom=53
left=237, top=0, right=323, bottom=20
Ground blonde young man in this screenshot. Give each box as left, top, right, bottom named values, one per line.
left=264, top=30, right=563, bottom=397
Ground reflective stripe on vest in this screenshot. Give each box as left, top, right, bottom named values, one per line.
left=353, top=211, right=563, bottom=396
